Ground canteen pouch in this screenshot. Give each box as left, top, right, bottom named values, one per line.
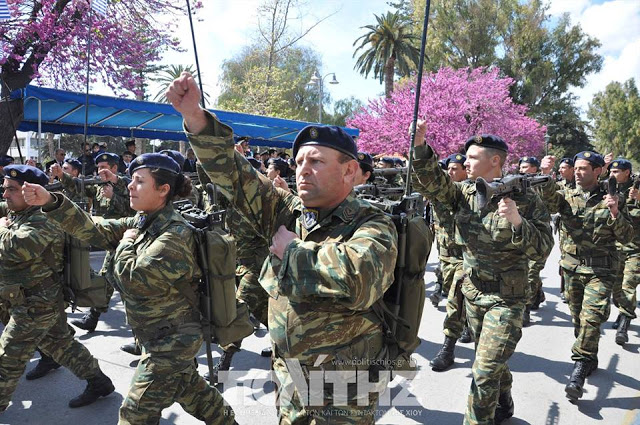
left=499, top=270, right=526, bottom=298
left=0, top=284, right=25, bottom=307
left=204, top=228, right=237, bottom=327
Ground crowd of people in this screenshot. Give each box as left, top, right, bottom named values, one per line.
left=0, top=71, right=637, bottom=425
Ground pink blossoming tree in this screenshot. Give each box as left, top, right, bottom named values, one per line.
left=0, top=0, right=199, bottom=154
left=348, top=67, right=546, bottom=166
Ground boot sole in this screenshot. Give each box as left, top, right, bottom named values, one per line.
left=429, top=361, right=454, bottom=371
left=68, top=383, right=115, bottom=408
left=565, top=385, right=583, bottom=403
left=615, top=335, right=628, bottom=346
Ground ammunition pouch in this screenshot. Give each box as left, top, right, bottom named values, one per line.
left=211, top=301, right=254, bottom=347
left=0, top=284, right=25, bottom=307
left=470, top=269, right=527, bottom=298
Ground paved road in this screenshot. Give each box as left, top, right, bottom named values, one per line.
left=1, top=237, right=639, bottom=424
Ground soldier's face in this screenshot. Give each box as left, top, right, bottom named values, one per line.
left=2, top=179, right=28, bottom=212
left=464, top=146, right=498, bottom=180
left=447, top=163, right=467, bottom=182
left=574, top=159, right=600, bottom=189
left=295, top=145, right=358, bottom=208
left=97, top=162, right=118, bottom=175
left=519, top=163, right=538, bottom=174
left=128, top=168, right=169, bottom=213
left=266, top=164, right=280, bottom=181
left=610, top=168, right=630, bottom=184
left=558, top=163, right=574, bottom=180
left=353, top=169, right=371, bottom=186
left=62, top=163, right=79, bottom=177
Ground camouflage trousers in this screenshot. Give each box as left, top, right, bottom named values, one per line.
left=95, top=251, right=115, bottom=313
left=461, top=277, right=524, bottom=425
left=0, top=298, right=100, bottom=409
left=526, top=255, right=549, bottom=307
left=236, top=262, right=269, bottom=328
left=442, top=260, right=465, bottom=340
left=612, top=253, right=640, bottom=319
left=563, top=268, right=613, bottom=362
left=272, top=333, right=386, bottom=425
left=119, top=327, right=235, bottom=424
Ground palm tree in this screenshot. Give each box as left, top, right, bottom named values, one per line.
left=353, top=11, right=420, bottom=98
left=150, top=64, right=210, bottom=103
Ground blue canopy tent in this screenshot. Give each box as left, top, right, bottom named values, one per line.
left=13, top=85, right=359, bottom=148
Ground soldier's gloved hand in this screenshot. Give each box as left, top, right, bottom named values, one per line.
left=273, top=175, right=291, bottom=193
left=98, top=168, right=118, bottom=184
left=22, top=182, right=54, bottom=206
left=270, top=225, right=299, bottom=260
left=101, top=184, right=114, bottom=199
left=167, top=71, right=207, bottom=134
left=604, top=194, right=619, bottom=218
left=50, top=163, right=63, bottom=180
left=540, top=155, right=555, bottom=175
left=498, top=197, right=522, bottom=229
left=0, top=217, right=11, bottom=228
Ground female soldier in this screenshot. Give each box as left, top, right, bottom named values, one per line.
left=23, top=153, right=235, bottom=424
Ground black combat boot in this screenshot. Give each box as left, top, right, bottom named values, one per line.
left=26, top=352, right=61, bottom=380
left=612, top=313, right=622, bottom=329
left=522, top=307, right=531, bottom=327
left=205, top=349, right=238, bottom=385
left=120, top=341, right=141, bottom=356
left=565, top=360, right=596, bottom=402
left=494, top=390, right=514, bottom=424
left=459, top=326, right=472, bottom=343
left=260, top=346, right=273, bottom=357
left=70, top=308, right=101, bottom=333
left=531, top=289, right=545, bottom=310
left=430, top=336, right=456, bottom=371
left=68, top=371, right=115, bottom=408
left=615, top=315, right=631, bottom=346
left=429, top=283, right=442, bottom=307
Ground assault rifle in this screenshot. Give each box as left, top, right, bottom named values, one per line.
left=45, top=177, right=110, bottom=192
left=354, top=183, right=404, bottom=200
left=475, top=174, right=551, bottom=209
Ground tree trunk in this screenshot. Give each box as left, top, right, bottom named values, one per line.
left=46, top=132, right=55, bottom=159
left=0, top=98, right=24, bottom=157
left=384, top=55, right=396, bottom=99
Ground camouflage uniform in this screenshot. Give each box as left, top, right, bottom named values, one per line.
left=412, top=144, right=553, bottom=425
left=432, top=200, right=465, bottom=339
left=43, top=197, right=234, bottom=424
left=556, top=179, right=576, bottom=299
left=0, top=203, right=103, bottom=410
left=611, top=181, right=640, bottom=320
left=187, top=112, right=398, bottom=424
left=539, top=179, right=633, bottom=362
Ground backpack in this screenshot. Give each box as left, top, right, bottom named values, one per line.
left=367, top=194, right=434, bottom=372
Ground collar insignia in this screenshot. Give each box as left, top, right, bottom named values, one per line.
left=137, top=214, right=147, bottom=229
left=301, top=208, right=318, bottom=230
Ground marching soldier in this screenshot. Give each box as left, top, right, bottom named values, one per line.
left=412, top=122, right=553, bottom=425
left=555, top=157, right=576, bottom=302
left=429, top=153, right=472, bottom=372
left=168, top=72, right=398, bottom=424
left=0, top=165, right=114, bottom=411
left=354, top=152, right=375, bottom=185
left=539, top=152, right=633, bottom=402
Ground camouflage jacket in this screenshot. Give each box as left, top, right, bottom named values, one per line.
left=62, top=172, right=133, bottom=218
left=44, top=198, right=202, bottom=337
left=539, top=178, right=633, bottom=273
left=432, top=200, right=463, bottom=261
left=0, top=203, right=63, bottom=299
left=412, top=145, right=553, bottom=293
left=615, top=179, right=640, bottom=254
left=187, top=112, right=398, bottom=364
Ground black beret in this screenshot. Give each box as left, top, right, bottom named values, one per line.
left=445, top=153, right=466, bottom=167
left=267, top=157, right=288, bottom=174
left=95, top=152, right=121, bottom=165
left=3, top=164, right=49, bottom=186
left=125, top=139, right=136, bottom=147
left=0, top=155, right=14, bottom=167
left=247, top=158, right=262, bottom=170
left=438, top=159, right=447, bottom=170
left=394, top=158, right=405, bottom=167
left=464, top=134, right=509, bottom=153
left=609, top=158, right=632, bottom=172
left=559, top=157, right=574, bottom=167
left=518, top=156, right=540, bottom=168
left=64, top=158, right=83, bottom=172
left=357, top=152, right=374, bottom=173
left=128, top=153, right=181, bottom=176
left=573, top=151, right=604, bottom=168
left=159, top=150, right=186, bottom=171
left=381, top=156, right=396, bottom=165
left=292, top=125, right=358, bottom=160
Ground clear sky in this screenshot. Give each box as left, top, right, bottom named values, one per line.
left=137, top=0, right=640, bottom=116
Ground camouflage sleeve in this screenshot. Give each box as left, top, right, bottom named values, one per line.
left=108, top=180, right=134, bottom=217
left=278, top=215, right=398, bottom=311
left=412, top=144, right=461, bottom=207
left=61, top=171, right=78, bottom=194
left=186, top=111, right=290, bottom=239
left=0, top=213, right=59, bottom=263
left=0, top=202, right=6, bottom=218
left=512, top=193, right=554, bottom=261
left=537, top=178, right=566, bottom=214
left=609, top=200, right=634, bottom=245
left=43, top=194, right=135, bottom=251
left=113, top=223, right=197, bottom=292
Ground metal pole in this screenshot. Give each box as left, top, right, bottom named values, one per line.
left=37, top=99, right=41, bottom=163
left=186, top=0, right=206, bottom=108
left=82, top=3, right=93, bottom=179
left=319, top=79, right=323, bottom=123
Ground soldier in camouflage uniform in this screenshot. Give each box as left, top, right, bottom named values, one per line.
left=413, top=123, right=553, bottom=425
left=66, top=153, right=136, bottom=344
left=518, top=156, right=551, bottom=326
left=0, top=165, right=114, bottom=412
left=429, top=153, right=471, bottom=372
left=539, top=152, right=633, bottom=402
left=169, top=72, right=398, bottom=424
left=607, top=159, right=640, bottom=346
left=555, top=158, right=576, bottom=302
left=25, top=154, right=235, bottom=424
left=0, top=155, right=14, bottom=198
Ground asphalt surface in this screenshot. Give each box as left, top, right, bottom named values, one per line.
left=1, top=236, right=639, bottom=425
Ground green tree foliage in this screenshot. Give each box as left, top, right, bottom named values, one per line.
left=541, top=96, right=593, bottom=160
left=149, top=64, right=210, bottom=103
left=353, top=11, right=421, bottom=98
left=324, top=97, right=365, bottom=127
left=588, top=79, right=640, bottom=161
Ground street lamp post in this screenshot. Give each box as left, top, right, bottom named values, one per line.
left=308, top=71, right=339, bottom=123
